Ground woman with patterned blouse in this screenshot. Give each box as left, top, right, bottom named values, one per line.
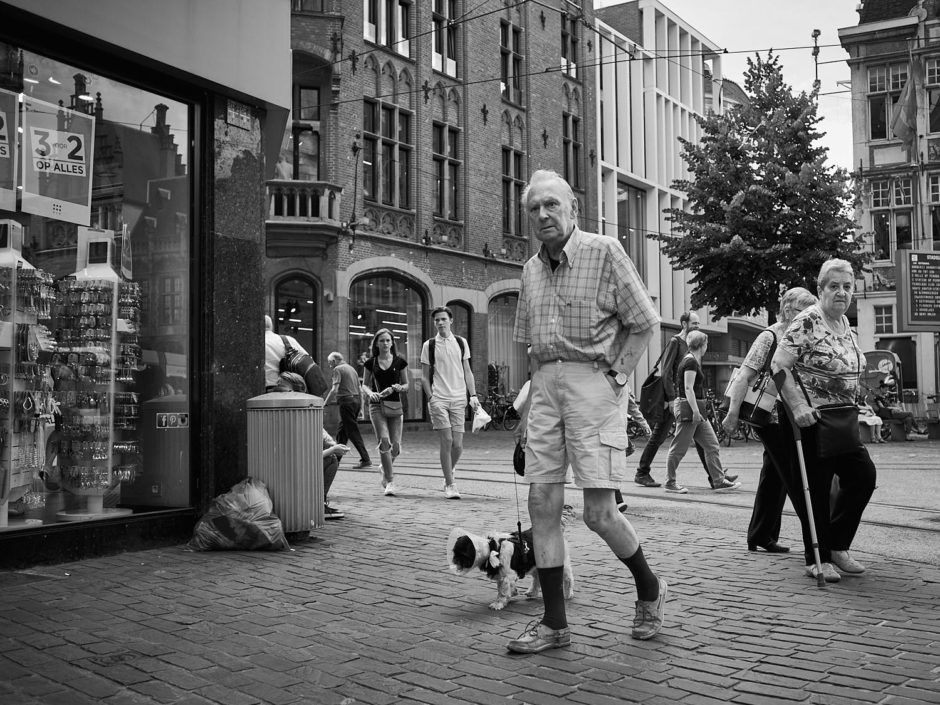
left=772, top=259, right=877, bottom=583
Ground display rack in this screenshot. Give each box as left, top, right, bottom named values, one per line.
left=0, top=219, right=56, bottom=528
left=52, top=229, right=141, bottom=521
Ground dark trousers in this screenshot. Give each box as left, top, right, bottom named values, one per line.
left=636, top=403, right=709, bottom=479
left=762, top=415, right=877, bottom=566
left=746, top=445, right=787, bottom=546
left=336, top=397, right=370, bottom=463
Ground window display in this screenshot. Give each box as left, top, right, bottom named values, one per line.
left=0, top=43, right=192, bottom=531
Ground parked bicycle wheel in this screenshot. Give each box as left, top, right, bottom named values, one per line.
left=502, top=405, right=520, bottom=431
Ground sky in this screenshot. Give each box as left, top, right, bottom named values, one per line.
left=600, top=0, right=863, bottom=172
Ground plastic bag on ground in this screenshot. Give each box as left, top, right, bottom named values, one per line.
left=187, top=477, right=290, bottom=551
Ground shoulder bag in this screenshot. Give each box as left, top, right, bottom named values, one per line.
left=639, top=345, right=669, bottom=423
left=371, top=360, right=403, bottom=418
left=793, top=338, right=862, bottom=459
left=733, top=329, right=779, bottom=428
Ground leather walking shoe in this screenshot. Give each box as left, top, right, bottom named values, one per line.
left=506, top=620, right=571, bottom=654
left=634, top=474, right=661, bottom=488
left=748, top=540, right=790, bottom=553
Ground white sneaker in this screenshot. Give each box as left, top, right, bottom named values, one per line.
left=805, top=562, right=841, bottom=583
left=664, top=482, right=688, bottom=494
left=383, top=482, right=397, bottom=496
left=444, top=484, right=461, bottom=499
left=830, top=550, right=865, bottom=574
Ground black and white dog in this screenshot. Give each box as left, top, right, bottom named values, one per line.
left=446, top=510, right=575, bottom=610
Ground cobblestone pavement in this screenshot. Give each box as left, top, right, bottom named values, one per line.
left=1, top=430, right=938, bottom=704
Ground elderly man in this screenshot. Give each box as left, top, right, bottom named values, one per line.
left=507, top=169, right=667, bottom=654
left=324, top=352, right=372, bottom=469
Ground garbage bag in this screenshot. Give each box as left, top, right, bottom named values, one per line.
left=187, top=477, right=290, bottom=551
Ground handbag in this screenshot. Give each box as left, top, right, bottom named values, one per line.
left=639, top=346, right=669, bottom=423
left=278, top=336, right=329, bottom=396
left=733, top=330, right=778, bottom=428
left=371, top=361, right=404, bottom=418
left=814, top=404, right=861, bottom=458
left=793, top=340, right=862, bottom=459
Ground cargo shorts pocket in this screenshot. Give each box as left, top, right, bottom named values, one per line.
left=599, top=425, right=629, bottom=452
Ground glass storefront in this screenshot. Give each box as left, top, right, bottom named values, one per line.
left=487, top=293, right=527, bottom=395
left=0, top=45, right=192, bottom=531
left=348, top=275, right=424, bottom=419
left=274, top=276, right=317, bottom=356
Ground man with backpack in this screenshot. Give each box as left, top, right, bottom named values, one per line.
left=420, top=306, right=480, bottom=499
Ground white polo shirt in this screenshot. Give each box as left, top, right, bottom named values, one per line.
left=420, top=334, right=470, bottom=402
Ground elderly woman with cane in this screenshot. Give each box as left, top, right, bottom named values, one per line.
left=723, top=287, right=817, bottom=554
left=772, top=259, right=877, bottom=583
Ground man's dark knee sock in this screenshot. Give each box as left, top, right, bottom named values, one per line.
left=621, top=546, right=659, bottom=601
left=537, top=565, right=568, bottom=630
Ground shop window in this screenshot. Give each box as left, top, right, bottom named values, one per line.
left=928, top=58, right=940, bottom=133
left=348, top=275, right=425, bottom=419
left=432, top=0, right=459, bottom=76
left=874, top=305, right=894, bottom=335
left=275, top=277, right=317, bottom=355
left=0, top=44, right=193, bottom=529
left=487, top=293, right=527, bottom=395
left=446, top=300, right=472, bottom=352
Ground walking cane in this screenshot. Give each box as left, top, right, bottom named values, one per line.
left=774, top=370, right=826, bottom=589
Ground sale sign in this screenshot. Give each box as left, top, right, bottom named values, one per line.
left=20, top=96, right=95, bottom=225
left=0, top=88, right=16, bottom=211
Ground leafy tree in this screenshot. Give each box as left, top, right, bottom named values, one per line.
left=655, top=53, right=868, bottom=322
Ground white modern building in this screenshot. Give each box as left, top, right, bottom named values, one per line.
left=594, top=0, right=765, bottom=395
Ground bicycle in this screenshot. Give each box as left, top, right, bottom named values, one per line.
left=479, top=391, right=520, bottom=431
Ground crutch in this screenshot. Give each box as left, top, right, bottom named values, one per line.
left=774, top=370, right=826, bottom=589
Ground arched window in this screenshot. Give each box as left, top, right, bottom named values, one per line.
left=446, top=300, right=472, bottom=352
left=487, top=293, right=527, bottom=394
left=349, top=274, right=426, bottom=419
left=274, top=276, right=318, bottom=357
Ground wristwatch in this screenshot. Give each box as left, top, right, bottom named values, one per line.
left=607, top=370, right=627, bottom=386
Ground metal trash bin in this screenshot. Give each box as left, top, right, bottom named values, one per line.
left=247, top=391, right=323, bottom=532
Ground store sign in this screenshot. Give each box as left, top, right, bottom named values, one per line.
left=0, top=89, right=17, bottom=211
left=896, top=249, right=940, bottom=332
left=20, top=96, right=95, bottom=226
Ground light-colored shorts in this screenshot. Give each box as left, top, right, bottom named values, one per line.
left=525, top=361, right=628, bottom=489
left=429, top=398, right=467, bottom=431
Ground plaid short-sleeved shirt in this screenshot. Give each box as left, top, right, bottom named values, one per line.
left=513, top=227, right=659, bottom=366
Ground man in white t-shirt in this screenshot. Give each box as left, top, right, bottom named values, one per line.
left=420, top=306, right=480, bottom=499
left=264, top=315, right=310, bottom=391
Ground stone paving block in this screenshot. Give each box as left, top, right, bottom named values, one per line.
left=733, top=679, right=812, bottom=701
left=192, top=683, right=263, bottom=705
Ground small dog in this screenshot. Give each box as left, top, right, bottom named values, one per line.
left=446, top=508, right=576, bottom=610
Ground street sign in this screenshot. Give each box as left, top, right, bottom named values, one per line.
left=896, top=249, right=940, bottom=332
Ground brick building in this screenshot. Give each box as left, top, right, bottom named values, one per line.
left=839, top=0, right=940, bottom=407
left=267, top=0, right=599, bottom=420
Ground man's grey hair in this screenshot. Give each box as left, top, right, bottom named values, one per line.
left=327, top=352, right=344, bottom=364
